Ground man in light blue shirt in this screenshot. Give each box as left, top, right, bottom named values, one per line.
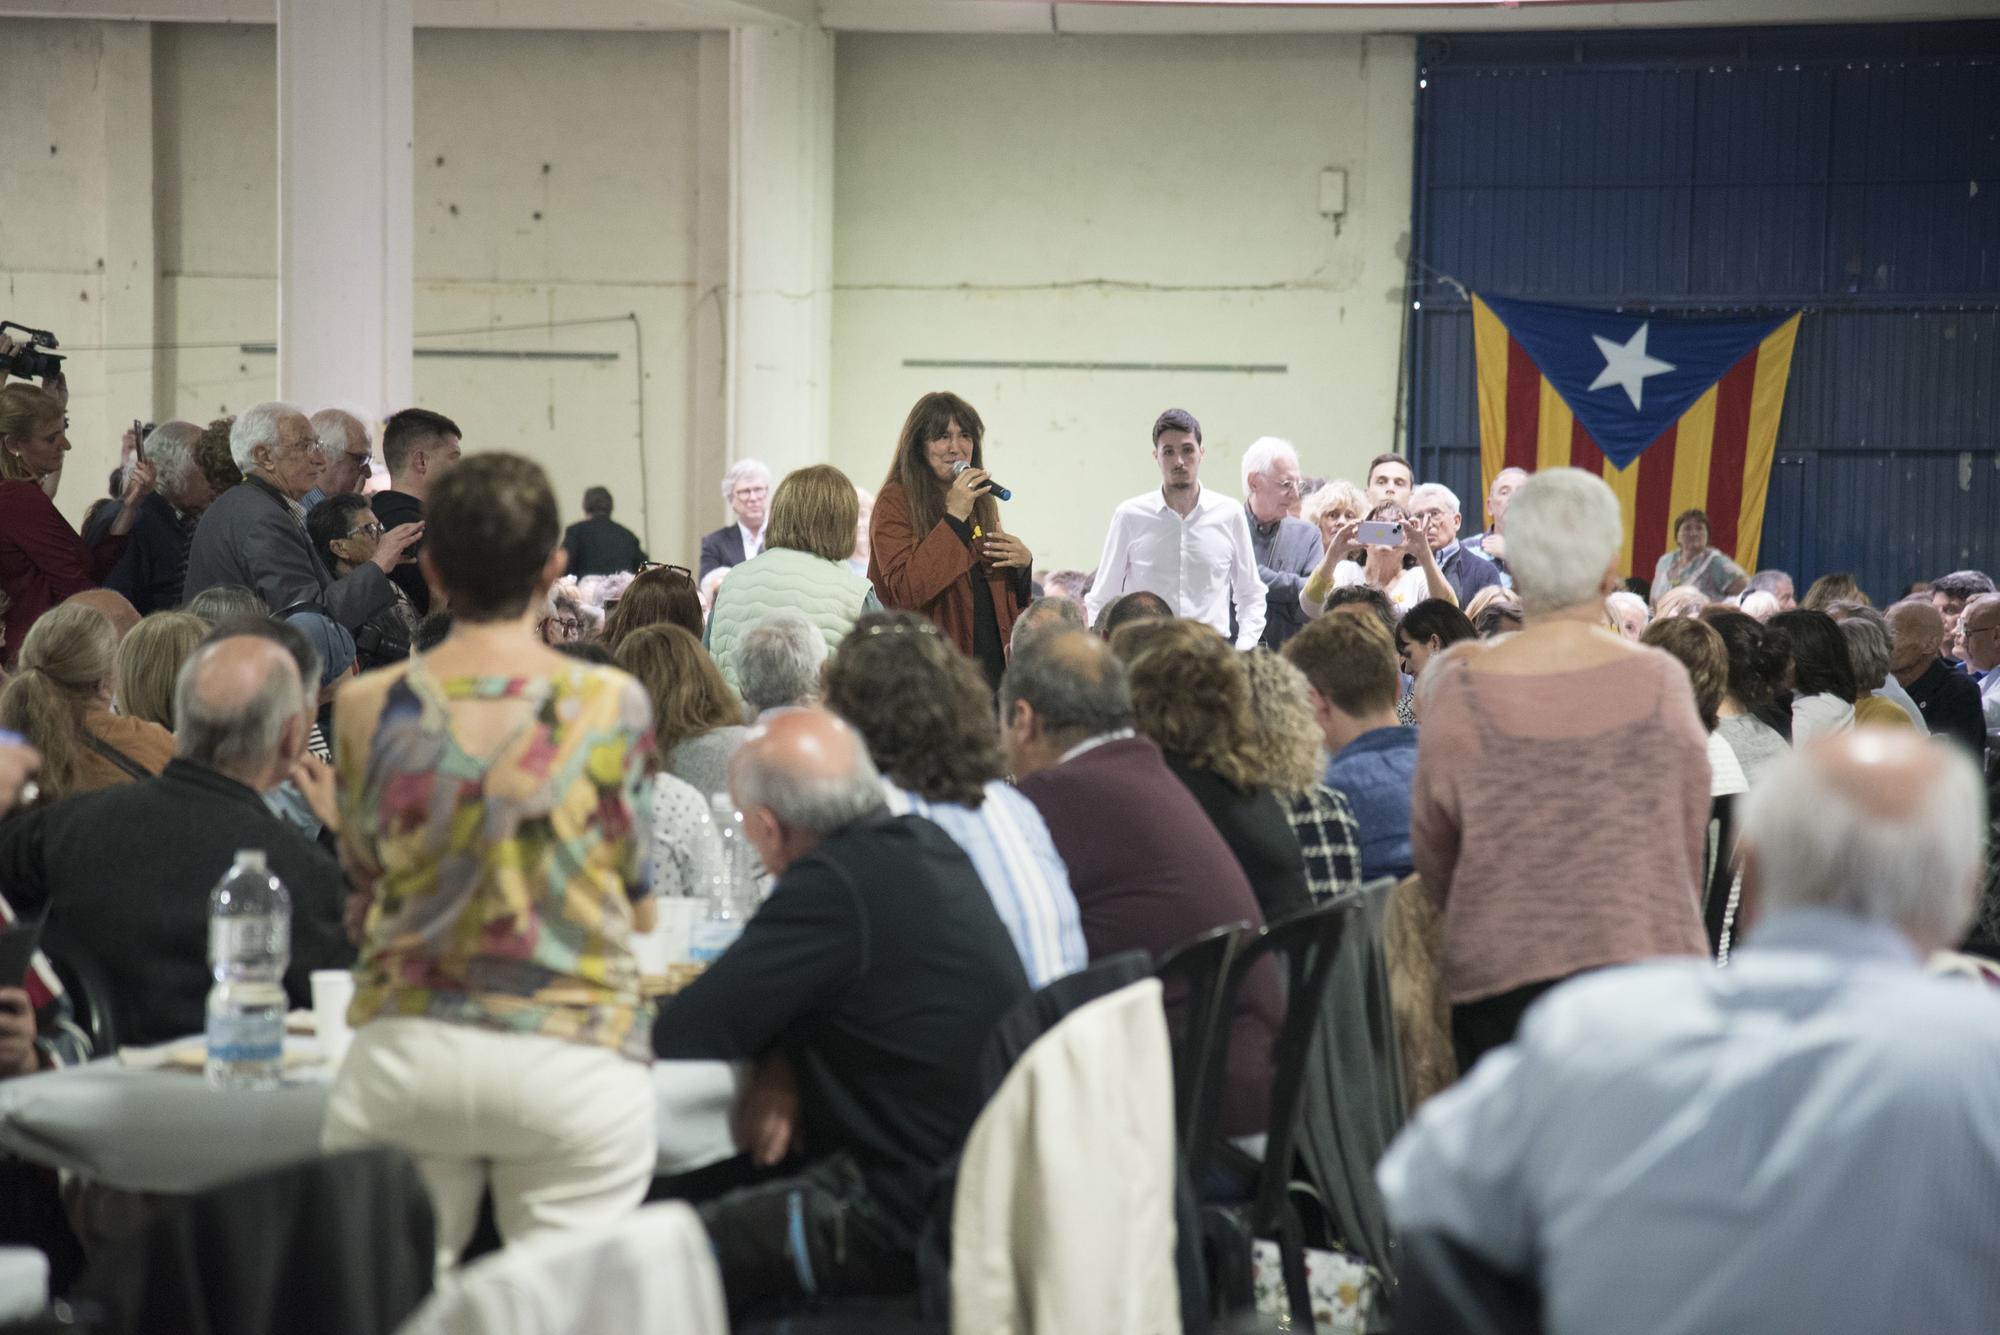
left=1379, top=730, right=2000, bottom=1335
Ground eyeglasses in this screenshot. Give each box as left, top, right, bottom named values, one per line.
left=732, top=486, right=769, bottom=501
left=1965, top=623, right=2000, bottom=641
left=1413, top=509, right=1451, bottom=526
left=347, top=453, right=372, bottom=472
left=346, top=521, right=385, bottom=539
left=637, top=562, right=693, bottom=581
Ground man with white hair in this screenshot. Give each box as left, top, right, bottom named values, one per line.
left=183, top=401, right=420, bottom=629
left=652, top=709, right=1028, bottom=1322
left=733, top=610, right=829, bottom=717
left=1409, top=481, right=1502, bottom=606
left=698, top=459, right=771, bottom=581
left=81, top=420, right=214, bottom=613
left=1381, top=728, right=2000, bottom=1334
left=300, top=408, right=374, bottom=512
left=1239, top=436, right=1323, bottom=648
left=1461, top=465, right=1526, bottom=572
left=1745, top=568, right=1796, bottom=612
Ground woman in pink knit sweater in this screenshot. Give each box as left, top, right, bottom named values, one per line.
left=1412, top=468, right=1710, bottom=1072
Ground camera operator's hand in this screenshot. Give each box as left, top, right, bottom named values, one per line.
left=0, top=335, right=17, bottom=378
left=107, top=461, right=156, bottom=537
left=371, top=521, right=424, bottom=575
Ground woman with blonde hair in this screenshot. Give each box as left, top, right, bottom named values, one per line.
left=1300, top=479, right=1367, bottom=551
left=1240, top=648, right=1363, bottom=903
left=1800, top=572, right=1868, bottom=612
left=1412, top=468, right=1709, bottom=1070
left=614, top=623, right=746, bottom=797
left=0, top=603, right=172, bottom=804
left=0, top=384, right=155, bottom=667
left=706, top=463, right=880, bottom=688
left=1111, top=618, right=1310, bottom=921
left=114, top=610, right=208, bottom=730
left=870, top=392, right=1034, bottom=688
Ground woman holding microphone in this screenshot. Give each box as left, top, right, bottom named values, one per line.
left=869, top=392, right=1032, bottom=688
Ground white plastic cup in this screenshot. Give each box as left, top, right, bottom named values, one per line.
left=310, top=969, right=355, bottom=1064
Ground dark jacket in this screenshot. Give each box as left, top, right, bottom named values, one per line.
left=85, top=491, right=199, bottom=615
left=367, top=490, right=430, bottom=615
left=1246, top=507, right=1323, bottom=649
left=1019, top=736, right=1281, bottom=1138
left=183, top=477, right=394, bottom=630
left=1164, top=754, right=1312, bottom=924
left=697, top=524, right=749, bottom=581
left=653, top=812, right=1029, bottom=1229
left=561, top=515, right=647, bottom=578
left=1437, top=541, right=1504, bottom=606
left=0, top=759, right=356, bottom=1048
left=1905, top=657, right=1987, bottom=759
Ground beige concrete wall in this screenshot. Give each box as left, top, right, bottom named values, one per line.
left=829, top=33, right=1417, bottom=569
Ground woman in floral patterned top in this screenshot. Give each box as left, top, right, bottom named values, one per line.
left=323, top=454, right=660, bottom=1272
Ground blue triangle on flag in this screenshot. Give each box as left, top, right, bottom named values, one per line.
left=1481, top=295, right=1788, bottom=469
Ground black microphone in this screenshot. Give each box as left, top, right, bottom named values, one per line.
left=949, top=459, right=1012, bottom=502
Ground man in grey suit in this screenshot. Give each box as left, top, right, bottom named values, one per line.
left=183, top=402, right=419, bottom=630
left=1241, top=436, right=1323, bottom=649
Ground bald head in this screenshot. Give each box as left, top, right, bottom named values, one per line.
left=173, top=636, right=306, bottom=790
left=1886, top=599, right=1945, bottom=681
left=729, top=708, right=887, bottom=877
left=1740, top=728, right=1986, bottom=952
left=64, top=589, right=139, bottom=643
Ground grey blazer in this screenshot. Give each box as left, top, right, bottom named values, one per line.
left=183, top=476, right=395, bottom=630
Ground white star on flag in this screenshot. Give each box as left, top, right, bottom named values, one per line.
left=1589, top=321, right=1676, bottom=411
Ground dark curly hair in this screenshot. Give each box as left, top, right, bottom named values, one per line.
left=1700, top=608, right=1789, bottom=711
left=823, top=610, right=1001, bottom=808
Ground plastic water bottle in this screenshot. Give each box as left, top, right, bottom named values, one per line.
left=205, top=849, right=291, bottom=1091
left=687, top=795, right=750, bottom=966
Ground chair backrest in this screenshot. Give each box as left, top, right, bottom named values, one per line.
left=394, top=1201, right=725, bottom=1335
left=76, top=1148, right=433, bottom=1335
left=1234, top=901, right=1359, bottom=1234
left=950, top=977, right=1182, bottom=1335
left=1154, top=921, right=1252, bottom=1151
left=43, top=949, right=115, bottom=1059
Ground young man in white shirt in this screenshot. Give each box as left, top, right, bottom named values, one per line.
left=1084, top=409, right=1266, bottom=650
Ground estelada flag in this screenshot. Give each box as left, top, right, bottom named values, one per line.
left=1473, top=294, right=1802, bottom=580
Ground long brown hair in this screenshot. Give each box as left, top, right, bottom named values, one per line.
left=0, top=604, right=118, bottom=801
left=614, top=623, right=742, bottom=756
left=884, top=392, right=998, bottom=538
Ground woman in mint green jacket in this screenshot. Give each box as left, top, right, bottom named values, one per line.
left=705, top=464, right=880, bottom=689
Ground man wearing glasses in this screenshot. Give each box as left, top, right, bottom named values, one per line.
left=699, top=459, right=771, bottom=581
left=301, top=408, right=375, bottom=513
left=1959, top=593, right=2000, bottom=766
left=1240, top=436, right=1323, bottom=649
left=1409, top=481, right=1502, bottom=607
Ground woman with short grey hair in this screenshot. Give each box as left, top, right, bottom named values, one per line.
left=1412, top=468, right=1711, bottom=1070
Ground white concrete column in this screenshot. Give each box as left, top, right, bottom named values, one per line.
left=276, top=0, right=414, bottom=419
left=728, top=23, right=834, bottom=481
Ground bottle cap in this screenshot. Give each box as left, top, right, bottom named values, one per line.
left=235, top=849, right=269, bottom=872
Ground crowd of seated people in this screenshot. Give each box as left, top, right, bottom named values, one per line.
left=2, top=368, right=1999, bottom=1332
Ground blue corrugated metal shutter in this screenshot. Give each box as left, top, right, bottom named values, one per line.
left=1407, top=23, right=2000, bottom=603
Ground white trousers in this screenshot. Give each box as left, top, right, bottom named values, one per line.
left=322, top=1016, right=657, bottom=1272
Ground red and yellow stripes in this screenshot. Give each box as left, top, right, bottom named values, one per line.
left=1474, top=295, right=1800, bottom=580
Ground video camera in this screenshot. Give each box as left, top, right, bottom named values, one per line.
left=0, top=322, right=65, bottom=381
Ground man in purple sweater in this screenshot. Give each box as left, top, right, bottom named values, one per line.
left=1001, top=629, right=1281, bottom=1140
